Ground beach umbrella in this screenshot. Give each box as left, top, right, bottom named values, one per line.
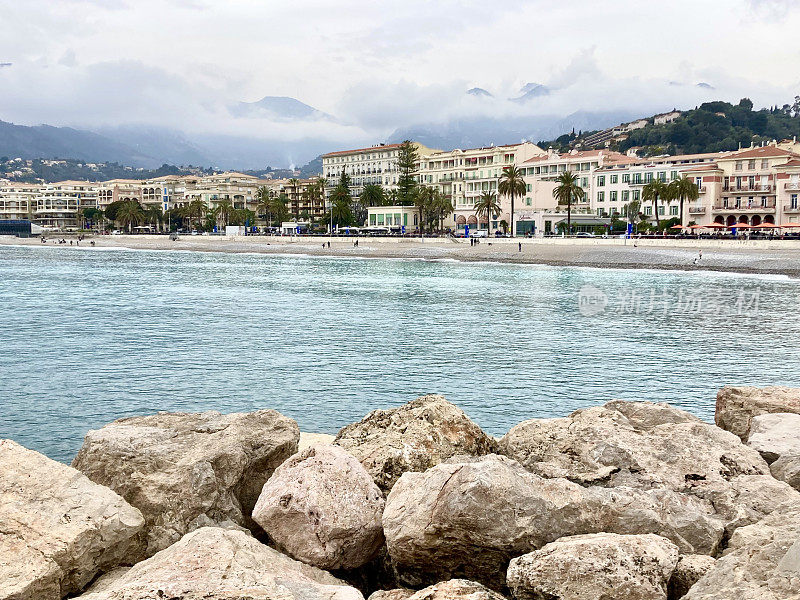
left=779, top=223, right=800, bottom=228
left=688, top=224, right=706, bottom=229
left=731, top=223, right=753, bottom=229
left=751, top=223, right=779, bottom=229
left=669, top=224, right=686, bottom=229
left=704, top=223, right=727, bottom=229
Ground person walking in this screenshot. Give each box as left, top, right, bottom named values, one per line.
left=518, top=242, right=522, bottom=252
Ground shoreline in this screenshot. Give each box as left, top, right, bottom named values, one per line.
left=4, top=234, right=800, bottom=278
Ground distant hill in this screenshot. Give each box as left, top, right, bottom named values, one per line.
left=230, top=96, right=332, bottom=121
left=538, top=98, right=800, bottom=156
left=388, top=109, right=641, bottom=151
left=0, top=120, right=160, bottom=168
left=0, top=157, right=206, bottom=183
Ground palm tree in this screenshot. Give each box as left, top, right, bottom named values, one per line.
left=642, top=178, right=668, bottom=230
left=667, top=176, right=700, bottom=225
left=498, top=166, right=526, bottom=237
left=187, top=199, right=206, bottom=231
left=414, top=186, right=432, bottom=235
left=116, top=201, right=144, bottom=233
left=473, top=191, right=502, bottom=233
left=432, top=190, right=454, bottom=232
left=361, top=184, right=385, bottom=207
left=215, top=199, right=233, bottom=228
left=145, top=205, right=163, bottom=231
left=552, top=171, right=585, bottom=235
left=256, top=186, right=273, bottom=228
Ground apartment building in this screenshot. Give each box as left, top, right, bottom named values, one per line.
left=515, top=149, right=632, bottom=234
left=0, top=182, right=39, bottom=220
left=321, top=142, right=438, bottom=202
left=33, top=181, right=97, bottom=229
left=96, top=179, right=142, bottom=211
left=592, top=152, right=721, bottom=221
left=418, top=142, right=545, bottom=232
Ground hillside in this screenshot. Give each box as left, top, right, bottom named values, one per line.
left=538, top=98, right=800, bottom=156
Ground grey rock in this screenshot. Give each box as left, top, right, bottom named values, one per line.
left=668, top=555, right=716, bottom=600
left=715, top=386, right=800, bottom=440
left=253, top=444, right=385, bottom=570
left=683, top=502, right=800, bottom=600
left=367, top=590, right=415, bottom=600
left=408, top=579, right=507, bottom=600
left=747, top=412, right=800, bottom=463
left=382, top=455, right=723, bottom=589
left=0, top=439, right=144, bottom=600
left=72, top=409, right=299, bottom=556
left=75, top=526, right=363, bottom=600
left=507, top=533, right=679, bottom=600
left=772, top=453, right=800, bottom=490
left=498, top=401, right=797, bottom=535
left=335, top=395, right=497, bottom=494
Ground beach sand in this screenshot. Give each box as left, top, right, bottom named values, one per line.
left=4, top=234, right=800, bottom=278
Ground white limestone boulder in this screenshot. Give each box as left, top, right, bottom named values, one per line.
left=668, top=554, right=716, bottom=600
left=253, top=444, right=385, bottom=570
left=75, top=526, right=364, bottom=600
left=772, top=453, right=800, bottom=490
left=506, top=533, right=680, bottom=600
left=334, top=395, right=497, bottom=493
left=715, top=385, right=800, bottom=440
left=72, top=409, right=299, bottom=556
left=382, top=454, right=723, bottom=589
left=0, top=439, right=144, bottom=600
left=498, top=400, right=798, bottom=535
left=747, top=412, right=800, bottom=463
left=683, top=502, right=800, bottom=600
left=408, top=579, right=506, bottom=600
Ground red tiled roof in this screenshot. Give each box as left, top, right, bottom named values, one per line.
left=725, top=146, right=800, bottom=160
left=679, top=163, right=720, bottom=172
left=775, top=159, right=800, bottom=168
left=522, top=150, right=629, bottom=164
left=322, top=144, right=403, bottom=158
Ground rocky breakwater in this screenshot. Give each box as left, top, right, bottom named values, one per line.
left=2, top=389, right=799, bottom=600
left=71, top=409, right=299, bottom=556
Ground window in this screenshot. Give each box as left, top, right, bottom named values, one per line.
left=597, top=208, right=604, bottom=216
left=633, top=190, right=641, bottom=201
left=403, top=213, right=408, bottom=226
left=622, top=190, right=630, bottom=201
left=597, top=191, right=605, bottom=202
left=526, top=183, right=532, bottom=192
left=735, top=161, right=743, bottom=171
left=597, top=176, right=606, bottom=186
left=632, top=173, right=642, bottom=184
left=644, top=172, right=653, bottom=183
left=670, top=205, right=678, bottom=216
left=610, top=175, right=618, bottom=184
left=622, top=173, right=630, bottom=183
left=671, top=171, right=678, bottom=180
left=761, top=160, right=769, bottom=169
left=658, top=206, right=665, bottom=215
left=582, top=177, right=588, bottom=187
left=748, top=160, right=756, bottom=170
left=369, top=214, right=376, bottom=225
left=791, top=194, right=798, bottom=209
left=644, top=206, right=652, bottom=215
left=657, top=171, right=666, bottom=182
left=377, top=214, right=384, bottom=225
left=610, top=191, right=618, bottom=202
left=525, top=197, right=532, bottom=206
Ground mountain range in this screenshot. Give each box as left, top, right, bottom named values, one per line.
left=1, top=90, right=665, bottom=170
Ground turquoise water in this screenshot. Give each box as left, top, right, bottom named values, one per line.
left=2, top=244, right=800, bottom=464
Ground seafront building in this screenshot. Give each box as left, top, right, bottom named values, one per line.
left=321, top=142, right=438, bottom=202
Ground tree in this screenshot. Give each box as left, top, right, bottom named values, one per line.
left=642, top=178, right=668, bottom=229
left=498, top=166, right=526, bottom=237
left=314, top=177, right=327, bottom=217
left=552, top=171, right=585, bottom=234
left=396, top=140, right=419, bottom=206
left=115, top=200, right=144, bottom=233
left=360, top=184, right=386, bottom=207
left=328, top=173, right=352, bottom=231
left=624, top=199, right=642, bottom=231
left=473, top=191, right=502, bottom=232
left=144, top=205, right=163, bottom=231
left=270, top=194, right=290, bottom=224
left=667, top=175, right=700, bottom=225
left=430, top=189, right=454, bottom=232
left=215, top=199, right=233, bottom=228
left=414, top=186, right=430, bottom=234
left=104, top=200, right=126, bottom=222
left=256, top=185, right=274, bottom=227
left=187, top=199, right=207, bottom=231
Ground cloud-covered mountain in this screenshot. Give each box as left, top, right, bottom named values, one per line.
left=466, top=87, right=493, bottom=98
left=230, top=96, right=333, bottom=121
left=511, top=82, right=550, bottom=103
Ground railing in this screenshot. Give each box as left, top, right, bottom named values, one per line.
left=688, top=206, right=706, bottom=214
left=714, top=200, right=776, bottom=210
left=723, top=184, right=773, bottom=193
left=785, top=182, right=800, bottom=191
left=784, top=204, right=800, bottom=213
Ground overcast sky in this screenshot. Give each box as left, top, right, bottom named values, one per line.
left=1, top=0, right=799, bottom=146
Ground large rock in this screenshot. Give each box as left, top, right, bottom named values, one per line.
left=382, top=455, right=723, bottom=589
left=75, top=527, right=363, bottom=600
left=506, top=533, right=679, bottom=600
left=334, top=395, right=497, bottom=493
left=0, top=439, right=144, bottom=600
left=772, top=453, right=800, bottom=490
left=498, top=401, right=798, bottom=534
left=253, top=444, right=385, bottom=570
left=367, top=590, right=414, bottom=600
left=747, top=412, right=800, bottom=463
left=683, top=502, right=800, bottom=600
left=408, top=580, right=506, bottom=600
left=72, top=410, right=299, bottom=556
left=668, top=555, right=716, bottom=600
left=716, top=385, right=800, bottom=440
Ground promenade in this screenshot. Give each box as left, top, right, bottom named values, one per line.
left=4, top=234, right=800, bottom=277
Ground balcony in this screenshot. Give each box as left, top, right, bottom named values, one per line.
left=785, top=182, right=800, bottom=192
left=784, top=204, right=800, bottom=213
left=688, top=206, right=706, bottom=214
left=713, top=200, right=776, bottom=212
left=723, top=184, right=773, bottom=194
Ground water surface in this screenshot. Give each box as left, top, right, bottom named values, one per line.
left=2, top=245, right=799, bottom=463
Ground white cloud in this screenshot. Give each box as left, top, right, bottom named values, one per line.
left=0, top=0, right=798, bottom=164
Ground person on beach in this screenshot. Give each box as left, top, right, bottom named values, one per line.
left=518, top=242, right=522, bottom=252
